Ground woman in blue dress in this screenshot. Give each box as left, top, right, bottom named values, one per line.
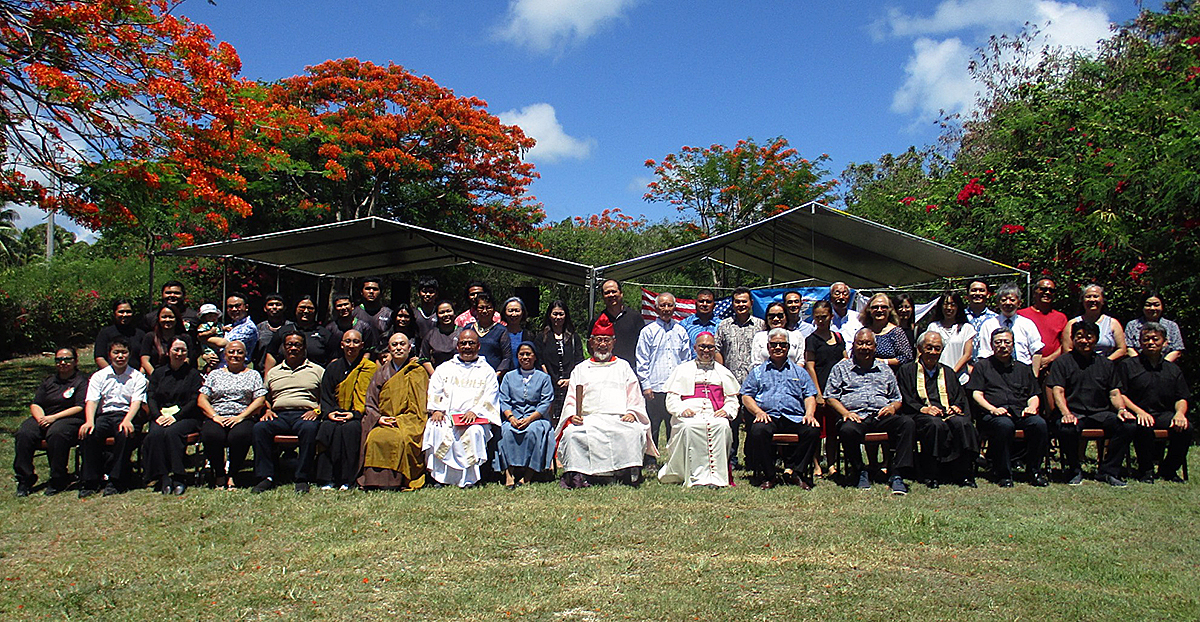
left=494, top=341, right=555, bottom=488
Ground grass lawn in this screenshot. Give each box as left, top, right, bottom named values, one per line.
left=0, top=353, right=1198, bottom=620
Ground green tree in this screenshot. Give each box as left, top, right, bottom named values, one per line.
left=643, top=137, right=837, bottom=237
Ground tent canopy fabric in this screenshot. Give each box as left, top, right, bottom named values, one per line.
left=597, top=202, right=1023, bottom=288
left=159, top=202, right=1023, bottom=290
left=157, top=217, right=593, bottom=285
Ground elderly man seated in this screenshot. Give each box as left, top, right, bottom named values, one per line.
left=358, top=332, right=431, bottom=491
left=898, top=331, right=979, bottom=488
left=967, top=327, right=1049, bottom=487
left=740, top=328, right=821, bottom=489
left=1121, top=322, right=1191, bottom=483
left=657, top=332, right=740, bottom=488
left=314, top=329, right=378, bottom=490
left=557, top=315, right=654, bottom=488
left=423, top=328, right=499, bottom=488
left=825, top=328, right=915, bottom=495
left=1047, top=320, right=1134, bottom=487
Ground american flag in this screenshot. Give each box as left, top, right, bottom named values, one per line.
left=640, top=288, right=733, bottom=322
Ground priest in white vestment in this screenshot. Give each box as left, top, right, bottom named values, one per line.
left=657, top=332, right=740, bottom=487
left=424, top=328, right=500, bottom=487
left=557, top=314, right=654, bottom=488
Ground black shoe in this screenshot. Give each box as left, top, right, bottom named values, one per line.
left=78, top=487, right=99, bottom=499
left=997, top=478, right=1014, bottom=488
left=43, top=483, right=63, bottom=497
left=251, top=478, right=275, bottom=494
left=924, top=478, right=940, bottom=490
left=15, top=483, right=32, bottom=498
left=1137, top=472, right=1155, bottom=484
left=1103, top=474, right=1127, bottom=488
left=160, top=475, right=173, bottom=495
left=1067, top=471, right=1084, bottom=486
left=758, top=479, right=776, bottom=490
left=102, top=483, right=120, bottom=497
left=1031, top=472, right=1050, bottom=488
left=1162, top=474, right=1185, bottom=484
left=294, top=482, right=310, bottom=494
left=172, top=483, right=187, bottom=496
left=890, top=476, right=909, bottom=496
left=797, top=479, right=813, bottom=491
left=959, top=478, right=978, bottom=488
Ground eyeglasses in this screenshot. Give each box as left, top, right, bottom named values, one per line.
left=766, top=313, right=785, bottom=318
left=768, top=342, right=789, bottom=349
left=870, top=305, right=890, bottom=310
left=458, top=340, right=479, bottom=346
left=696, top=344, right=716, bottom=350
left=1036, top=287, right=1056, bottom=293
left=54, top=357, right=74, bottom=363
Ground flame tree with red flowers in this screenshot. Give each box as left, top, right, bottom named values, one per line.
left=0, top=0, right=269, bottom=247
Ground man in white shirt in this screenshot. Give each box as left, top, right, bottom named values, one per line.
left=558, top=315, right=653, bottom=488
left=965, top=280, right=999, bottom=363
left=423, top=328, right=500, bottom=488
left=636, top=292, right=694, bottom=463
left=975, top=283, right=1043, bottom=372
left=829, top=282, right=863, bottom=353
left=78, top=337, right=148, bottom=497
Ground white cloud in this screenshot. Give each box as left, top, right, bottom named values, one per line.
left=627, top=175, right=653, bottom=193
left=496, top=0, right=638, bottom=52
left=498, top=103, right=595, bottom=163
left=891, top=37, right=977, bottom=118
left=883, top=1, right=1114, bottom=121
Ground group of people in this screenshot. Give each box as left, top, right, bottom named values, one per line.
left=10, top=275, right=1191, bottom=499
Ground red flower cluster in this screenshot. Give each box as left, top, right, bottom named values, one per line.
left=899, top=196, right=916, bottom=205
left=1000, top=224, right=1025, bottom=234
left=1115, top=180, right=1128, bottom=194
left=1129, top=262, right=1149, bottom=279
left=925, top=204, right=939, bottom=213
left=956, top=178, right=985, bottom=205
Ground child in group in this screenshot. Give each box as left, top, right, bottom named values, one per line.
left=195, top=303, right=223, bottom=372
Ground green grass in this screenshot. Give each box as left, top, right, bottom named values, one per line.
left=1, top=353, right=1198, bottom=620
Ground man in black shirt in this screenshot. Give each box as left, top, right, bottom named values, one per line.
left=898, top=331, right=978, bottom=488
left=968, top=327, right=1049, bottom=487
left=255, top=294, right=288, bottom=369
left=599, top=279, right=645, bottom=368
left=94, top=298, right=146, bottom=369
left=141, top=280, right=198, bottom=332
left=353, top=276, right=392, bottom=334
left=327, top=293, right=379, bottom=360
left=1047, top=320, right=1135, bottom=487
left=1121, top=322, right=1191, bottom=483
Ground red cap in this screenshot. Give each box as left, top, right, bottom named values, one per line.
left=591, top=314, right=615, bottom=337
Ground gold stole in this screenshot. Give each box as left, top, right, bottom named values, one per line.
left=337, top=356, right=379, bottom=412
left=915, top=365, right=949, bottom=411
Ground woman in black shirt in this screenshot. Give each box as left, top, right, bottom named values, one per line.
left=141, top=337, right=203, bottom=495
left=804, top=300, right=847, bottom=477
left=13, top=347, right=89, bottom=496
left=536, top=300, right=583, bottom=424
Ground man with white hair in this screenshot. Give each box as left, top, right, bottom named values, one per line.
left=829, top=282, right=863, bottom=353
left=636, top=291, right=694, bottom=463
left=898, top=330, right=979, bottom=488
left=558, top=315, right=654, bottom=488
left=976, top=283, right=1043, bottom=373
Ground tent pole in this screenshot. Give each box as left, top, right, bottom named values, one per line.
left=147, top=252, right=156, bottom=303
left=276, top=267, right=281, bottom=294
left=1026, top=271, right=1032, bottom=305
left=587, top=267, right=596, bottom=319
left=221, top=257, right=228, bottom=307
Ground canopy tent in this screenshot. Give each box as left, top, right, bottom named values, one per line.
left=597, top=201, right=1025, bottom=288
left=157, top=202, right=1026, bottom=307
left=156, top=217, right=593, bottom=285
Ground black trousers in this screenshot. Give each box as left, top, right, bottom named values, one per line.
left=315, top=419, right=362, bottom=485
left=646, top=392, right=671, bottom=452
left=253, top=410, right=319, bottom=481
left=141, top=418, right=201, bottom=482
left=1053, top=410, right=1136, bottom=478
left=1134, top=412, right=1191, bottom=476
left=81, top=413, right=136, bottom=486
left=912, top=413, right=980, bottom=480
left=838, top=414, right=916, bottom=475
left=745, top=417, right=821, bottom=481
left=980, top=411, right=1049, bottom=479
left=14, top=416, right=82, bottom=486
left=201, top=418, right=255, bottom=479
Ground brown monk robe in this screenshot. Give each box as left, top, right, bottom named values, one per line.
left=357, top=333, right=431, bottom=490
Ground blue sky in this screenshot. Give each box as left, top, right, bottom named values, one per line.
left=16, top=0, right=1142, bottom=237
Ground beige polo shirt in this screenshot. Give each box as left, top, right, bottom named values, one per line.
left=264, top=359, right=324, bottom=411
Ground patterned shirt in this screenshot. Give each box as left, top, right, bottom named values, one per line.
left=201, top=367, right=267, bottom=416
left=220, top=316, right=259, bottom=368
left=716, top=315, right=765, bottom=384
left=1125, top=317, right=1185, bottom=355
left=824, top=357, right=901, bottom=418
left=635, top=318, right=694, bottom=392
left=740, top=359, right=818, bottom=423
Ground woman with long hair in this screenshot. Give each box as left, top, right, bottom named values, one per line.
left=536, top=299, right=583, bottom=424
left=858, top=293, right=913, bottom=367
left=926, top=291, right=975, bottom=383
